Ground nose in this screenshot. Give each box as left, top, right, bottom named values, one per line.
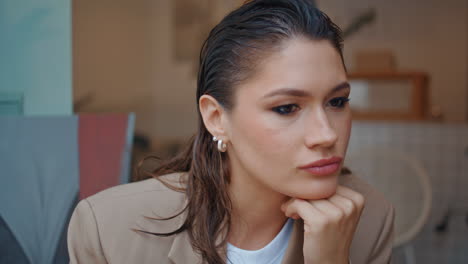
left=303, top=108, right=338, bottom=149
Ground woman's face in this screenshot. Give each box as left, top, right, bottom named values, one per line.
left=225, top=37, right=351, bottom=200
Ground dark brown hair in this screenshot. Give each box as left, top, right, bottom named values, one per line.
left=142, top=0, right=345, bottom=263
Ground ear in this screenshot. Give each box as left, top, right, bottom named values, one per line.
left=199, top=95, right=229, bottom=141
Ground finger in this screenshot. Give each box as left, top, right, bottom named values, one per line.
left=327, top=193, right=356, bottom=216
left=282, top=198, right=322, bottom=222
left=283, top=199, right=326, bottom=232
left=336, top=186, right=365, bottom=210
left=280, top=197, right=294, bottom=212
left=290, top=213, right=300, bottom=220
left=309, top=199, right=344, bottom=221
left=281, top=198, right=303, bottom=220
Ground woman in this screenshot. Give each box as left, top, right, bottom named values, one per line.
left=68, top=0, right=394, bottom=263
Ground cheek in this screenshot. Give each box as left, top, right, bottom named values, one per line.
left=229, top=107, right=298, bottom=184
left=341, top=113, right=352, bottom=147
left=234, top=111, right=293, bottom=161
left=331, top=110, right=352, bottom=149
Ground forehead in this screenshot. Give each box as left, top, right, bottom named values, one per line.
left=236, top=37, right=347, bottom=98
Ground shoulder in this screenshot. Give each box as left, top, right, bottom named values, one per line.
left=68, top=172, right=188, bottom=264
left=340, top=173, right=395, bottom=263
left=84, top=171, right=189, bottom=235
left=86, top=172, right=187, bottom=215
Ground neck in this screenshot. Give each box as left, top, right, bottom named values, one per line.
left=227, top=164, right=290, bottom=250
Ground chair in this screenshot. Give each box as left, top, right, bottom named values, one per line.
left=0, top=113, right=134, bottom=263
left=345, top=147, right=432, bottom=264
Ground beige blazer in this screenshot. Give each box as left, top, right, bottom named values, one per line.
left=67, top=172, right=394, bottom=264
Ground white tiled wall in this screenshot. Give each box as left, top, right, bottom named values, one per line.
left=346, top=121, right=468, bottom=263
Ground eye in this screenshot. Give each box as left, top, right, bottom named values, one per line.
left=272, top=104, right=300, bottom=115
left=328, top=97, right=350, bottom=108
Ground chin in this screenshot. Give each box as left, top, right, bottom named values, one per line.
left=291, top=177, right=339, bottom=200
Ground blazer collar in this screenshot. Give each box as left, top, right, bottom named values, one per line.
left=281, top=218, right=304, bottom=264
left=167, top=218, right=305, bottom=264
left=168, top=230, right=202, bottom=264
left=167, top=214, right=227, bottom=264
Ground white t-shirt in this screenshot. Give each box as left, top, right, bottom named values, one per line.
left=226, top=218, right=294, bottom=264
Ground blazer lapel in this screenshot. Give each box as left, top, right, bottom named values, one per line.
left=281, top=219, right=304, bottom=264
left=166, top=204, right=203, bottom=264
left=167, top=223, right=228, bottom=264
left=168, top=231, right=202, bottom=264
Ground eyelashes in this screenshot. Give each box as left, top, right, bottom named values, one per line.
left=272, top=104, right=300, bottom=115
left=328, top=97, right=350, bottom=108
left=271, top=97, right=350, bottom=116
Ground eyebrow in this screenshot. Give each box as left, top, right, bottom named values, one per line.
left=262, top=82, right=351, bottom=99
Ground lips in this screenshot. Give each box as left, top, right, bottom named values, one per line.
left=299, top=156, right=343, bottom=176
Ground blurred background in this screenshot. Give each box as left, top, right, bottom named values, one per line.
left=0, top=0, right=467, bottom=263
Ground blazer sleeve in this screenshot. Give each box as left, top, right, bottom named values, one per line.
left=368, top=204, right=395, bottom=264
left=67, top=199, right=108, bottom=264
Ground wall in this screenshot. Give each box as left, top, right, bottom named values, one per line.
left=317, top=0, right=468, bottom=123
left=0, top=0, right=72, bottom=115
left=73, top=0, right=239, bottom=147
left=73, top=0, right=468, bottom=147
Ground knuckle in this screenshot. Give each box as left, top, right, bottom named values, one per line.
left=314, top=216, right=328, bottom=228
left=343, top=204, right=354, bottom=216
left=332, top=209, right=344, bottom=220
left=355, top=194, right=365, bottom=208
left=343, top=198, right=355, bottom=210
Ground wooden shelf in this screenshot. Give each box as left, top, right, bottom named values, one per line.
left=347, top=71, right=429, bottom=121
